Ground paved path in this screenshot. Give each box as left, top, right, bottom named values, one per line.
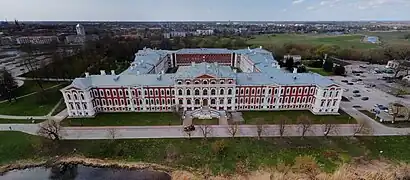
left=0, top=83, right=63, bottom=104
left=15, top=77, right=74, bottom=82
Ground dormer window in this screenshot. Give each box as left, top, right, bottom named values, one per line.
left=194, top=81, right=199, bottom=84
left=203, top=80, right=208, bottom=84
left=220, top=80, right=225, bottom=84
left=177, top=81, right=182, bottom=85
left=186, top=80, right=191, bottom=85
left=228, top=80, right=233, bottom=84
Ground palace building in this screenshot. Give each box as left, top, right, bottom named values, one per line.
left=60, top=47, right=343, bottom=118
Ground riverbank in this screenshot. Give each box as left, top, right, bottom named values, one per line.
left=1, top=157, right=410, bottom=180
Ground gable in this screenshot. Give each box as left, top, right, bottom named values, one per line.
left=60, top=84, right=81, bottom=91
left=196, top=74, right=215, bottom=79
left=327, top=84, right=340, bottom=89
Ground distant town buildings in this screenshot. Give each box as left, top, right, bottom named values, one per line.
left=195, top=29, right=214, bottom=36
left=16, top=36, right=59, bottom=45
left=283, top=55, right=302, bottom=63
left=76, top=24, right=86, bottom=36
left=163, top=31, right=187, bottom=39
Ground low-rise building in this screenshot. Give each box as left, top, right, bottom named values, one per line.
left=283, top=55, right=302, bottom=63
left=16, top=36, right=59, bottom=45
left=61, top=47, right=342, bottom=118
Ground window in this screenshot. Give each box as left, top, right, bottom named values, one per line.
left=70, top=103, right=74, bottom=109
left=211, top=89, right=216, bottom=95
left=203, top=89, right=208, bottom=95
left=323, top=91, right=326, bottom=97
left=162, top=99, right=165, bottom=105
left=186, top=80, right=190, bottom=85
left=304, top=87, right=308, bottom=94
left=125, top=90, right=129, bottom=97
left=285, top=97, right=289, bottom=103
left=155, top=89, right=159, bottom=96
left=297, top=97, right=301, bottom=103
left=211, top=80, right=216, bottom=84
left=302, top=97, right=306, bottom=103
left=195, top=89, right=200, bottom=95
left=321, top=101, right=325, bottom=107
left=93, top=90, right=98, bottom=97
left=220, top=99, right=224, bottom=104
left=292, top=88, right=296, bottom=94
left=150, top=99, right=154, bottom=105
left=186, top=89, right=191, bottom=95
left=291, top=97, right=295, bottom=103
left=333, top=100, right=337, bottom=106
left=187, top=99, right=191, bottom=104
left=195, top=99, right=200, bottom=105
left=172, top=90, right=175, bottom=95
left=108, top=99, right=112, bottom=106
left=114, top=99, right=118, bottom=106
left=251, top=89, right=255, bottom=95
left=228, top=89, right=232, bottom=95
left=166, top=89, right=170, bottom=96
left=335, top=91, right=339, bottom=97
left=146, top=99, right=149, bottom=105
left=203, top=80, right=208, bottom=84
left=177, top=81, right=182, bottom=85
left=144, top=90, right=148, bottom=96
left=240, top=98, right=243, bottom=104
left=228, top=99, right=232, bottom=104
left=194, top=81, right=199, bottom=84
left=257, top=89, right=261, bottom=95
left=240, top=89, right=244, bottom=95
left=228, top=80, right=233, bottom=84
left=179, top=99, right=183, bottom=104
left=236, top=89, right=239, bottom=94
left=267, top=98, right=271, bottom=104
left=298, top=88, right=302, bottom=94
left=220, top=80, right=224, bottom=84
left=67, top=94, right=72, bottom=100
left=220, top=89, right=224, bottom=95
left=102, top=99, right=106, bottom=106
left=178, top=89, right=183, bottom=95
left=161, top=89, right=165, bottom=96
left=119, top=89, right=123, bottom=97
left=149, top=89, right=153, bottom=96
left=211, top=99, right=216, bottom=104
left=155, top=99, right=159, bottom=105
left=132, top=90, right=135, bottom=97
left=76, top=103, right=80, bottom=109
left=329, top=91, right=333, bottom=97
left=262, top=89, right=266, bottom=95
left=83, top=103, right=87, bottom=109
left=74, top=94, right=78, bottom=100
left=245, top=89, right=249, bottom=95
left=327, top=100, right=331, bottom=107
left=286, top=88, right=290, bottom=95
left=250, top=98, right=254, bottom=104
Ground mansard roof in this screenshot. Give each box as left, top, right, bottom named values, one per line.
left=175, top=62, right=236, bottom=79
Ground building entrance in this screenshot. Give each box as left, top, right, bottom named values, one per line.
left=202, top=99, right=209, bottom=106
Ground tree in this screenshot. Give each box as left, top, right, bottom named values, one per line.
left=172, top=104, right=184, bottom=124
left=390, top=102, right=406, bottom=122
left=395, top=88, right=408, bottom=98
left=322, top=119, right=339, bottom=137
left=353, top=122, right=373, bottom=136
left=323, top=59, right=334, bottom=72
left=297, top=115, right=312, bottom=138
left=297, top=65, right=307, bottom=73
left=278, top=115, right=288, bottom=137
left=333, top=65, right=345, bottom=75
left=38, top=119, right=63, bottom=141
left=255, top=118, right=266, bottom=140
left=107, top=128, right=118, bottom=140
left=227, top=122, right=239, bottom=138
left=0, top=68, right=18, bottom=102
left=199, top=125, right=213, bottom=140
left=285, top=57, right=294, bottom=71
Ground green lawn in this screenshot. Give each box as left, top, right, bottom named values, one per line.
left=62, top=112, right=181, bottom=126
left=247, top=34, right=379, bottom=49
left=0, top=88, right=62, bottom=116
left=51, top=99, right=66, bottom=116
left=359, top=110, right=410, bottom=128
left=307, top=67, right=333, bottom=76
left=0, top=119, right=44, bottom=124
left=193, top=118, right=219, bottom=125
left=242, top=110, right=355, bottom=124
left=359, top=110, right=376, bottom=119
left=13, top=81, right=62, bottom=97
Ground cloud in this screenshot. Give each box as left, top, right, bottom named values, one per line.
left=282, top=8, right=288, bottom=12
left=306, top=6, right=316, bottom=10
left=292, top=0, right=305, bottom=4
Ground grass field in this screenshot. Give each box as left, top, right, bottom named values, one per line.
left=247, top=34, right=379, bottom=49
left=0, top=88, right=62, bottom=116
left=363, top=31, right=410, bottom=46
left=192, top=118, right=219, bottom=125
left=0, top=81, right=61, bottom=101
left=242, top=110, right=355, bottom=124
left=2, top=131, right=410, bottom=175
left=307, top=67, right=333, bottom=76
left=62, top=112, right=181, bottom=126
left=0, top=119, right=44, bottom=124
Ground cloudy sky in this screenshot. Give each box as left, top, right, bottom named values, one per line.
left=1, top=0, right=410, bottom=21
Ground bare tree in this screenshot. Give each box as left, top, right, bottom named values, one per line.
left=199, top=125, right=213, bottom=139
left=255, top=118, right=266, bottom=140
left=390, top=102, right=406, bottom=123
left=353, top=122, right=373, bottom=136
left=227, top=122, right=239, bottom=138
left=37, top=119, right=62, bottom=141
left=107, top=128, right=118, bottom=140
left=172, top=104, right=184, bottom=124
left=322, top=119, right=339, bottom=137
left=278, top=115, right=288, bottom=137
left=297, top=115, right=312, bottom=138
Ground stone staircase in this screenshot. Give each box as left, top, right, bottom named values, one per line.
left=190, top=106, right=220, bottom=119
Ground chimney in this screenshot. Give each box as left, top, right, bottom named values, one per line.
left=247, top=46, right=251, bottom=51
left=157, top=74, right=162, bottom=80
left=271, top=63, right=275, bottom=67
left=233, top=69, right=237, bottom=73
left=111, top=70, right=115, bottom=75
left=161, top=70, right=165, bottom=74
left=293, top=68, right=298, bottom=74
left=259, top=46, right=262, bottom=49
left=137, top=71, right=140, bottom=75
left=191, top=62, right=195, bottom=67
left=85, top=72, right=90, bottom=77
left=100, top=70, right=106, bottom=75
left=277, top=65, right=281, bottom=69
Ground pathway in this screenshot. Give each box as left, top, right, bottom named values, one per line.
left=0, top=83, right=63, bottom=104
left=15, top=77, right=74, bottom=82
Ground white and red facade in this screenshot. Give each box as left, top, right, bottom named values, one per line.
left=61, top=48, right=343, bottom=118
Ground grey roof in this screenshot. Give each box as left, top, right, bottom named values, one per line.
left=176, top=48, right=232, bottom=54
left=63, top=48, right=336, bottom=90
left=175, top=62, right=236, bottom=79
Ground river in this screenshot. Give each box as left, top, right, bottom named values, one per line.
left=0, top=164, right=171, bottom=180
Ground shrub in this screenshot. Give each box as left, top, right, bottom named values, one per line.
left=211, top=140, right=228, bottom=157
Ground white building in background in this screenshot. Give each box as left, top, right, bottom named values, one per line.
left=163, top=31, right=188, bottom=39
left=61, top=47, right=343, bottom=118
left=284, top=55, right=302, bottom=63
left=16, top=36, right=59, bottom=45
left=76, top=24, right=85, bottom=36
left=386, top=60, right=401, bottom=69
left=195, top=29, right=214, bottom=36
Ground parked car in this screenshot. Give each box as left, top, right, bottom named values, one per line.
left=353, top=105, right=362, bottom=108
left=353, top=94, right=361, bottom=97
left=357, top=79, right=363, bottom=81
left=361, top=97, right=369, bottom=100
left=341, top=80, right=348, bottom=83
left=348, top=83, right=354, bottom=85
left=353, top=90, right=360, bottom=93
left=183, top=125, right=195, bottom=132
left=352, top=79, right=358, bottom=82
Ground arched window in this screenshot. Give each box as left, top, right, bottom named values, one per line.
left=80, top=94, right=85, bottom=100
left=194, top=81, right=199, bottom=84
left=83, top=103, right=87, bottom=109
left=178, top=89, right=183, bottom=95
left=177, top=81, right=182, bottom=85
left=211, top=89, right=216, bottom=95
left=179, top=99, right=183, bottom=104
left=186, top=81, right=191, bottom=85
left=203, top=89, right=208, bottom=95
left=228, top=99, right=232, bottom=104
left=220, top=80, right=225, bottom=84
left=74, top=94, right=78, bottom=100
left=210, top=81, right=216, bottom=84
left=211, top=99, right=216, bottom=104
left=228, top=89, right=232, bottom=95
left=187, top=99, right=191, bottom=104
left=220, top=89, right=224, bottom=95
left=186, top=89, right=191, bottom=95
left=67, top=94, right=71, bottom=100
left=195, top=99, right=200, bottom=105
left=203, top=80, right=208, bottom=84
left=195, top=89, right=200, bottom=95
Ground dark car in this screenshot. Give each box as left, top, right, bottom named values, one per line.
left=348, top=82, right=354, bottom=85
left=353, top=94, right=361, bottom=97
left=353, top=90, right=360, bottom=93
left=353, top=105, right=362, bottom=108
left=357, top=79, right=362, bottom=81
left=361, top=97, right=369, bottom=100
left=341, top=80, right=348, bottom=83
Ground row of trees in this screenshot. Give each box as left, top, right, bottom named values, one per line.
left=0, top=68, right=17, bottom=102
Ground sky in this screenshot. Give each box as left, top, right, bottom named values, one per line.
left=1, top=0, right=410, bottom=21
